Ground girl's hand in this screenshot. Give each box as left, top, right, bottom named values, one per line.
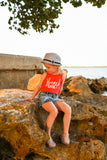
left=24, top=97, right=33, bottom=101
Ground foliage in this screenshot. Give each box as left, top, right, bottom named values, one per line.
left=0, top=0, right=106, bottom=35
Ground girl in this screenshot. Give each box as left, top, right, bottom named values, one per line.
left=24, top=53, right=71, bottom=148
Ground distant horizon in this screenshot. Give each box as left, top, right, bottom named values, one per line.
left=63, top=66, right=107, bottom=68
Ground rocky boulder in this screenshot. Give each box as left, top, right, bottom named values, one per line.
left=0, top=89, right=49, bottom=159
left=27, top=74, right=42, bottom=91
left=63, top=76, right=94, bottom=96
left=87, top=77, right=107, bottom=94
left=0, top=87, right=107, bottom=160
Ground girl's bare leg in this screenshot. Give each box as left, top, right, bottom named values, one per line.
left=42, top=101, right=58, bottom=147
left=55, top=101, right=72, bottom=144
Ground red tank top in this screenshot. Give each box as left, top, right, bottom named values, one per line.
left=41, top=72, right=63, bottom=94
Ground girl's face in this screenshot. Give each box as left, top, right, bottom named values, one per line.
left=43, top=63, right=58, bottom=74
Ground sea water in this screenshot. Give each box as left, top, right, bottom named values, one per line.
left=63, top=67, right=107, bottom=96
left=63, top=67, right=107, bottom=79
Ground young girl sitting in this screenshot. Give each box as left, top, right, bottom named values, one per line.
left=24, top=53, right=72, bottom=148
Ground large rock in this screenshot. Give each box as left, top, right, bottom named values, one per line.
left=0, top=88, right=106, bottom=160
left=0, top=89, right=48, bottom=159
left=27, top=74, right=42, bottom=90
left=87, top=77, right=107, bottom=93
left=63, top=76, right=93, bottom=96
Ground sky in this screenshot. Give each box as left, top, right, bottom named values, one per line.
left=0, top=2, right=107, bottom=66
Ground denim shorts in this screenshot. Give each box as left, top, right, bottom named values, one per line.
left=38, top=92, right=60, bottom=108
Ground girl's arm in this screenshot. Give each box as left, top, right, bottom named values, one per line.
left=24, top=72, right=47, bottom=101
left=58, top=71, right=66, bottom=97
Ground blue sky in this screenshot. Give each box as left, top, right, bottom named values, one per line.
left=0, top=2, right=107, bottom=66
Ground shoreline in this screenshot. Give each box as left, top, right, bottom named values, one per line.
left=63, top=66, right=107, bottom=68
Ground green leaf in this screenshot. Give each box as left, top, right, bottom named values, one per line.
left=0, top=0, right=106, bottom=34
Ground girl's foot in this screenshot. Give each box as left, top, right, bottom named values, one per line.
left=61, top=133, right=70, bottom=145
left=47, top=137, right=56, bottom=148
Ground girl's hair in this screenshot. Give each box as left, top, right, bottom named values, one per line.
left=58, top=66, right=63, bottom=73
left=58, top=66, right=67, bottom=78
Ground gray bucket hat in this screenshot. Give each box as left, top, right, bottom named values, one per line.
left=41, top=53, right=61, bottom=66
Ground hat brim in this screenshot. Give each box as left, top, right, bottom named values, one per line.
left=41, top=60, right=61, bottom=66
